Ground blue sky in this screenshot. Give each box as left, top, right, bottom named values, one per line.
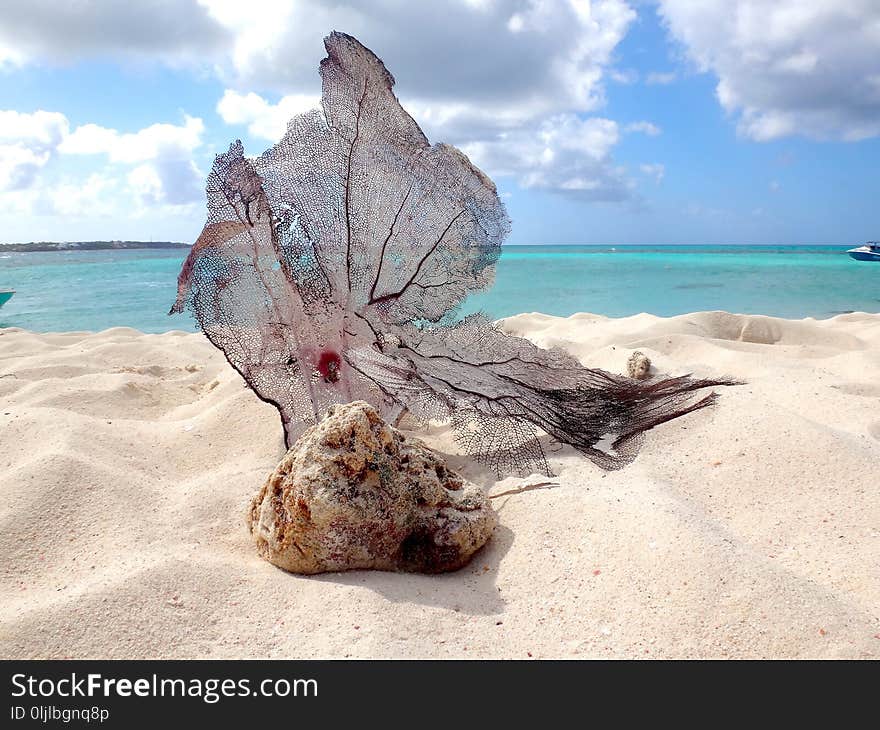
left=1, top=0, right=878, bottom=245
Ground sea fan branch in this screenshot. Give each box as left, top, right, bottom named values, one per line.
left=170, top=31, right=737, bottom=476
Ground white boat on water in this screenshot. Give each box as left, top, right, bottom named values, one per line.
left=0, top=289, right=14, bottom=308
left=847, top=241, right=880, bottom=262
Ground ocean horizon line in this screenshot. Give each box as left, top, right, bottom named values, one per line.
left=0, top=241, right=855, bottom=251
left=502, top=242, right=851, bottom=247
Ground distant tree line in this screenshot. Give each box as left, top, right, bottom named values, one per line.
left=0, top=241, right=190, bottom=252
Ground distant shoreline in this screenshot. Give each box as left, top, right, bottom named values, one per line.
left=0, top=241, right=848, bottom=252
left=0, top=241, right=190, bottom=253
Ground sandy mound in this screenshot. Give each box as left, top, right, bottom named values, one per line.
left=1, top=311, right=878, bottom=658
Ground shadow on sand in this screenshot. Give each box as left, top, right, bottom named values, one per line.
left=304, top=524, right=514, bottom=616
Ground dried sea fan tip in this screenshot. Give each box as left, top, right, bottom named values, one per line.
left=172, top=31, right=736, bottom=476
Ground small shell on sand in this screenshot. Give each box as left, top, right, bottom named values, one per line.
left=627, top=351, right=652, bottom=380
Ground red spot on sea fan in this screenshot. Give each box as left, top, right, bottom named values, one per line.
left=317, top=351, right=342, bottom=383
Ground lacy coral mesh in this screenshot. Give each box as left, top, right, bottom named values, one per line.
left=171, top=31, right=735, bottom=476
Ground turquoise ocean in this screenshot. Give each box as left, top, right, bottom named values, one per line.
left=1, top=245, right=877, bottom=334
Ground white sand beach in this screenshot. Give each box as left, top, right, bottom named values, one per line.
left=1, top=310, right=878, bottom=659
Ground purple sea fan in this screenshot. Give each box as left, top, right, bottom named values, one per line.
left=171, top=31, right=735, bottom=477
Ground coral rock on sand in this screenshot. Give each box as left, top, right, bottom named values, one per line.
left=248, top=401, right=497, bottom=574
left=626, top=350, right=652, bottom=380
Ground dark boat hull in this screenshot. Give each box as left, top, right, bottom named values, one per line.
left=848, top=250, right=880, bottom=262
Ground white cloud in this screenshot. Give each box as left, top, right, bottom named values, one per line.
left=0, top=109, right=205, bottom=212
left=645, top=71, right=676, bottom=85
left=59, top=116, right=206, bottom=205
left=209, top=1, right=661, bottom=200
left=0, top=110, right=69, bottom=190
left=658, top=0, right=880, bottom=141
left=216, top=90, right=320, bottom=141
left=202, top=0, right=636, bottom=113
left=1, top=0, right=662, bottom=201
left=60, top=116, right=204, bottom=163
left=610, top=68, right=639, bottom=84
left=205, top=0, right=641, bottom=199
left=56, top=124, right=118, bottom=156
left=0, top=109, right=69, bottom=146
left=145, top=157, right=203, bottom=206
left=640, top=163, right=665, bottom=182
left=461, top=115, right=633, bottom=200
left=0, top=144, right=50, bottom=191
left=624, top=121, right=661, bottom=136
left=0, top=0, right=229, bottom=67
left=0, top=44, right=25, bottom=68
left=127, top=165, right=164, bottom=207
left=46, top=173, right=118, bottom=218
